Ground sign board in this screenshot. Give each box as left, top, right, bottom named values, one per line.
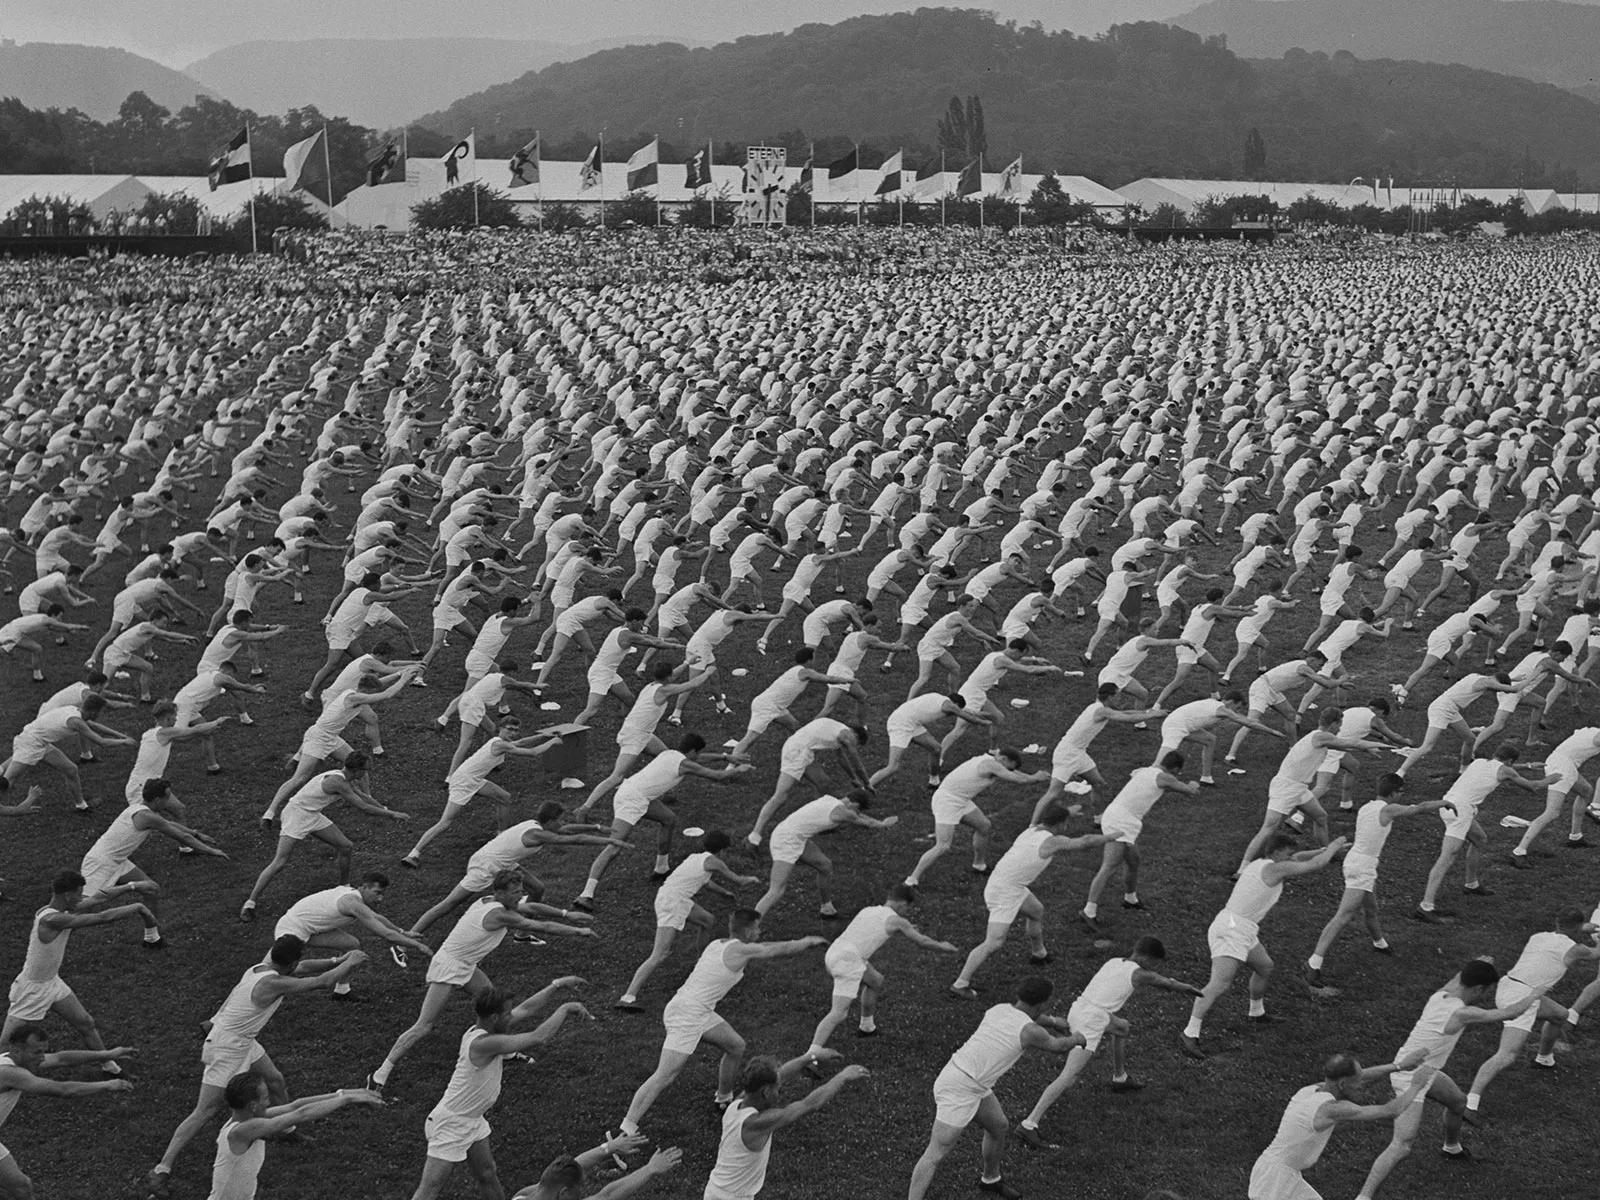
left=740, top=146, right=788, bottom=227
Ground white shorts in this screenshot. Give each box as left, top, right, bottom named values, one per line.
left=447, top=773, right=490, bottom=807
left=1425, top=630, right=1455, bottom=659
left=654, top=891, right=696, bottom=931
left=982, top=882, right=1034, bottom=927
left=1495, top=690, right=1524, bottom=716
left=618, top=730, right=655, bottom=757
left=554, top=611, right=588, bottom=638
left=1318, top=749, right=1347, bottom=776
left=587, top=663, right=621, bottom=696
left=1207, top=910, right=1261, bottom=962
left=1267, top=777, right=1313, bottom=815
left=1099, top=809, right=1142, bottom=845
left=280, top=806, right=333, bottom=842
left=801, top=614, right=832, bottom=646
left=433, top=607, right=470, bottom=634
left=1097, top=666, right=1134, bottom=690
left=932, top=1062, right=991, bottom=1128
left=5, top=975, right=72, bottom=1021
left=931, top=788, right=980, bottom=826
left=825, top=945, right=869, bottom=1000
left=1051, top=746, right=1094, bottom=783
left=458, top=696, right=489, bottom=728
left=112, top=599, right=141, bottom=626
left=8, top=731, right=54, bottom=767
left=747, top=699, right=788, bottom=736
left=1067, top=996, right=1115, bottom=1053
left=1389, top=1071, right=1429, bottom=1105
left=614, top=782, right=655, bottom=826
left=769, top=829, right=809, bottom=865
left=1442, top=802, right=1480, bottom=842
left=779, top=740, right=819, bottom=779
left=1341, top=850, right=1379, bottom=893
left=1249, top=679, right=1286, bottom=711
left=662, top=997, right=723, bottom=1055
left=103, top=646, right=135, bottom=677
left=1175, top=644, right=1203, bottom=666
left=900, top=603, right=930, bottom=628
left=886, top=716, right=925, bottom=750
left=200, top=1035, right=266, bottom=1088
left=1426, top=699, right=1463, bottom=730
left=1319, top=594, right=1348, bottom=617
left=425, top=951, right=479, bottom=988
left=424, top=1112, right=490, bottom=1162
left=1495, top=977, right=1541, bottom=1034
left=1546, top=753, right=1582, bottom=795
left=79, top=853, right=128, bottom=902
left=1247, top=1157, right=1321, bottom=1200
left=300, top=727, right=352, bottom=762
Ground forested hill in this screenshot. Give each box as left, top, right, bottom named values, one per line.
left=0, top=41, right=220, bottom=121
left=418, top=8, right=1600, bottom=188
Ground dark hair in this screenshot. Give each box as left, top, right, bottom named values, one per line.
left=343, top=752, right=369, bottom=774
left=1017, top=976, right=1054, bottom=1006
left=1037, top=800, right=1072, bottom=827
left=360, top=870, right=390, bottom=889
left=1131, top=936, right=1166, bottom=961
left=225, top=1070, right=268, bottom=1109
left=51, top=870, right=85, bottom=895
left=703, top=830, right=732, bottom=853
left=490, top=868, right=525, bottom=893
left=679, top=732, right=707, bottom=754
left=1323, top=1053, right=1360, bottom=1082
left=5, top=1023, right=47, bottom=1047
left=1460, top=959, right=1500, bottom=989
left=474, top=987, right=512, bottom=1020
left=269, top=935, right=305, bottom=968
left=1159, top=751, right=1185, bottom=771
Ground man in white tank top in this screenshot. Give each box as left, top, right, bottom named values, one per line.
left=1305, top=774, right=1455, bottom=989
left=0, top=1023, right=133, bottom=1200
left=1247, top=1050, right=1435, bottom=1200
left=272, top=872, right=434, bottom=991
left=124, top=701, right=234, bottom=804
left=905, top=748, right=1050, bottom=890
left=754, top=790, right=899, bottom=919
left=909, top=975, right=1084, bottom=1200
left=206, top=1069, right=378, bottom=1200
left=1511, top=724, right=1600, bottom=859
left=1415, top=746, right=1557, bottom=921
left=1463, top=909, right=1599, bottom=1115
left=1181, top=832, right=1347, bottom=1059
left=570, top=608, right=684, bottom=727
left=1355, top=959, right=1540, bottom=1198
left=2, top=869, right=157, bottom=1055
left=747, top=719, right=873, bottom=848
left=1017, top=936, right=1204, bottom=1149
left=409, top=984, right=592, bottom=1200
left=1080, top=752, right=1200, bottom=937
left=617, top=909, right=824, bottom=1138
left=703, top=1053, right=867, bottom=1200
left=805, top=885, right=957, bottom=1056
left=950, top=802, right=1114, bottom=999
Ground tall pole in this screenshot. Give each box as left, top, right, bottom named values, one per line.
left=940, top=150, right=946, bottom=230
left=321, top=124, right=334, bottom=219
left=537, top=129, right=544, bottom=233
left=1016, top=154, right=1022, bottom=231
left=246, top=123, right=258, bottom=255
left=809, top=142, right=815, bottom=229
left=471, top=128, right=479, bottom=227
left=708, top=139, right=716, bottom=228
left=599, top=131, right=606, bottom=230
left=855, top=142, right=862, bottom=228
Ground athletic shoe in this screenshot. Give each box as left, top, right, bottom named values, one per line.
left=400, top=854, right=420, bottom=869
left=330, top=990, right=369, bottom=1004
left=950, top=983, right=980, bottom=1000
left=238, top=903, right=256, bottom=923
left=613, top=999, right=644, bottom=1013
left=1440, top=1147, right=1477, bottom=1163
left=1247, top=1012, right=1287, bottom=1025
left=144, top=1170, right=172, bottom=1198
left=1411, top=907, right=1452, bottom=924
left=1108, top=1078, right=1145, bottom=1093
left=142, top=937, right=166, bottom=951
left=390, top=946, right=409, bottom=969
left=1305, top=967, right=1325, bottom=988
left=1079, top=912, right=1105, bottom=936
left=1121, top=899, right=1149, bottom=912
left=1461, top=885, right=1495, bottom=897
left=1028, top=952, right=1053, bottom=966
left=571, top=897, right=596, bottom=913
left=649, top=870, right=671, bottom=884
left=855, top=1027, right=881, bottom=1039
left=976, top=1176, right=1023, bottom=1198
left=1508, top=853, right=1532, bottom=870
left=364, top=1074, right=384, bottom=1097
left=1178, top=1035, right=1207, bottom=1060
left=1015, top=1125, right=1059, bottom=1151
left=1565, top=838, right=1592, bottom=849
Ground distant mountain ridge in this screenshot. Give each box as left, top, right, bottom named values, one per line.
left=0, top=41, right=220, bottom=120
left=183, top=36, right=701, bottom=128
left=415, top=8, right=1600, bottom=188
left=1173, top=0, right=1600, bottom=93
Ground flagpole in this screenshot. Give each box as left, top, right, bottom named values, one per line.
left=855, top=141, right=862, bottom=228
left=246, top=124, right=258, bottom=255
left=940, top=150, right=946, bottom=230
left=809, top=142, right=815, bottom=229
left=655, top=134, right=661, bottom=228
left=708, top=139, right=715, bottom=228
left=321, top=124, right=334, bottom=218
left=599, top=132, right=606, bottom=231
left=1017, top=154, right=1023, bottom=231
left=472, top=128, right=479, bottom=227
left=537, top=130, right=544, bottom=233
left=978, top=151, right=985, bottom=234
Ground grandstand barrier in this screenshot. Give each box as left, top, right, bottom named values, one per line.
left=0, top=234, right=230, bottom=258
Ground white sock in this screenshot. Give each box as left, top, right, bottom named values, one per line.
left=372, top=1061, right=393, bottom=1086
left=579, top=878, right=599, bottom=899
left=1466, top=1093, right=1480, bottom=1111
left=1083, top=902, right=1098, bottom=918
left=143, top=926, right=162, bottom=943
left=653, top=854, right=669, bottom=873
left=619, top=1118, right=639, bottom=1137
left=1248, top=998, right=1266, bottom=1017
left=1307, top=954, right=1324, bottom=970
left=1372, top=938, right=1389, bottom=950
left=1122, top=892, right=1138, bottom=904
left=334, top=981, right=351, bottom=995
left=1183, top=1017, right=1203, bottom=1039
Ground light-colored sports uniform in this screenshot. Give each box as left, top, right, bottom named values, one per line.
left=661, top=939, right=745, bottom=1054
left=423, top=1026, right=502, bottom=1162
left=1206, top=859, right=1282, bottom=962
left=931, top=1003, right=1032, bottom=1126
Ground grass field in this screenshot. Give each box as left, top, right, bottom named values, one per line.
left=2, top=467, right=1598, bottom=1200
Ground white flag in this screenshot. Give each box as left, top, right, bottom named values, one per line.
left=282, top=129, right=325, bottom=195
left=998, top=155, right=1023, bottom=199
left=442, top=133, right=476, bottom=187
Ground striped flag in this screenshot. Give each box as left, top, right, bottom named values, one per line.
left=826, top=147, right=859, bottom=179
left=282, top=129, right=325, bottom=195
left=626, top=137, right=659, bottom=191
left=207, top=126, right=251, bottom=191
left=956, top=156, right=982, bottom=198
left=874, top=149, right=904, bottom=196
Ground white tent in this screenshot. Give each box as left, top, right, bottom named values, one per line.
left=0, top=174, right=154, bottom=220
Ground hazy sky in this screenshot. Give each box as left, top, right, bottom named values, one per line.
left=3, top=0, right=1200, bottom=66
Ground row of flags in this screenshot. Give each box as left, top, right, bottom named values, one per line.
left=206, top=124, right=1028, bottom=201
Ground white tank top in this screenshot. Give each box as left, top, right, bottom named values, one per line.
left=991, top=826, right=1055, bottom=890
left=619, top=751, right=685, bottom=802
left=789, top=718, right=846, bottom=755
left=1225, top=859, right=1284, bottom=925
left=437, top=898, right=510, bottom=968
left=828, top=630, right=872, bottom=676
left=468, top=820, right=543, bottom=873
left=1275, top=731, right=1329, bottom=786
left=1396, top=988, right=1467, bottom=1071
left=1104, top=767, right=1166, bottom=824
left=657, top=852, right=714, bottom=906
left=285, top=770, right=343, bottom=817
left=430, top=1026, right=503, bottom=1121
left=207, top=1119, right=266, bottom=1200
left=1078, top=957, right=1140, bottom=1014
left=592, top=626, right=629, bottom=676
left=962, top=651, right=1009, bottom=697
left=17, top=906, right=68, bottom=983
left=1350, top=800, right=1393, bottom=860
left=210, top=963, right=285, bottom=1044
left=1103, top=637, right=1150, bottom=677
left=0, top=1055, right=21, bottom=1128
left=935, top=756, right=996, bottom=803
left=1255, top=1084, right=1336, bottom=1173
left=620, top=683, right=668, bottom=740
left=706, top=1101, right=771, bottom=1197
left=949, top=1003, right=1032, bottom=1089
left=1336, top=707, right=1377, bottom=739
left=85, top=802, right=152, bottom=866
left=1442, top=758, right=1503, bottom=810
left=1056, top=703, right=1111, bottom=753
left=1551, top=728, right=1600, bottom=769
left=673, top=938, right=746, bottom=1012
left=756, top=665, right=809, bottom=710
left=1507, top=931, right=1576, bottom=990
left=775, top=796, right=843, bottom=843
left=276, top=885, right=357, bottom=938
left=834, top=904, right=896, bottom=959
